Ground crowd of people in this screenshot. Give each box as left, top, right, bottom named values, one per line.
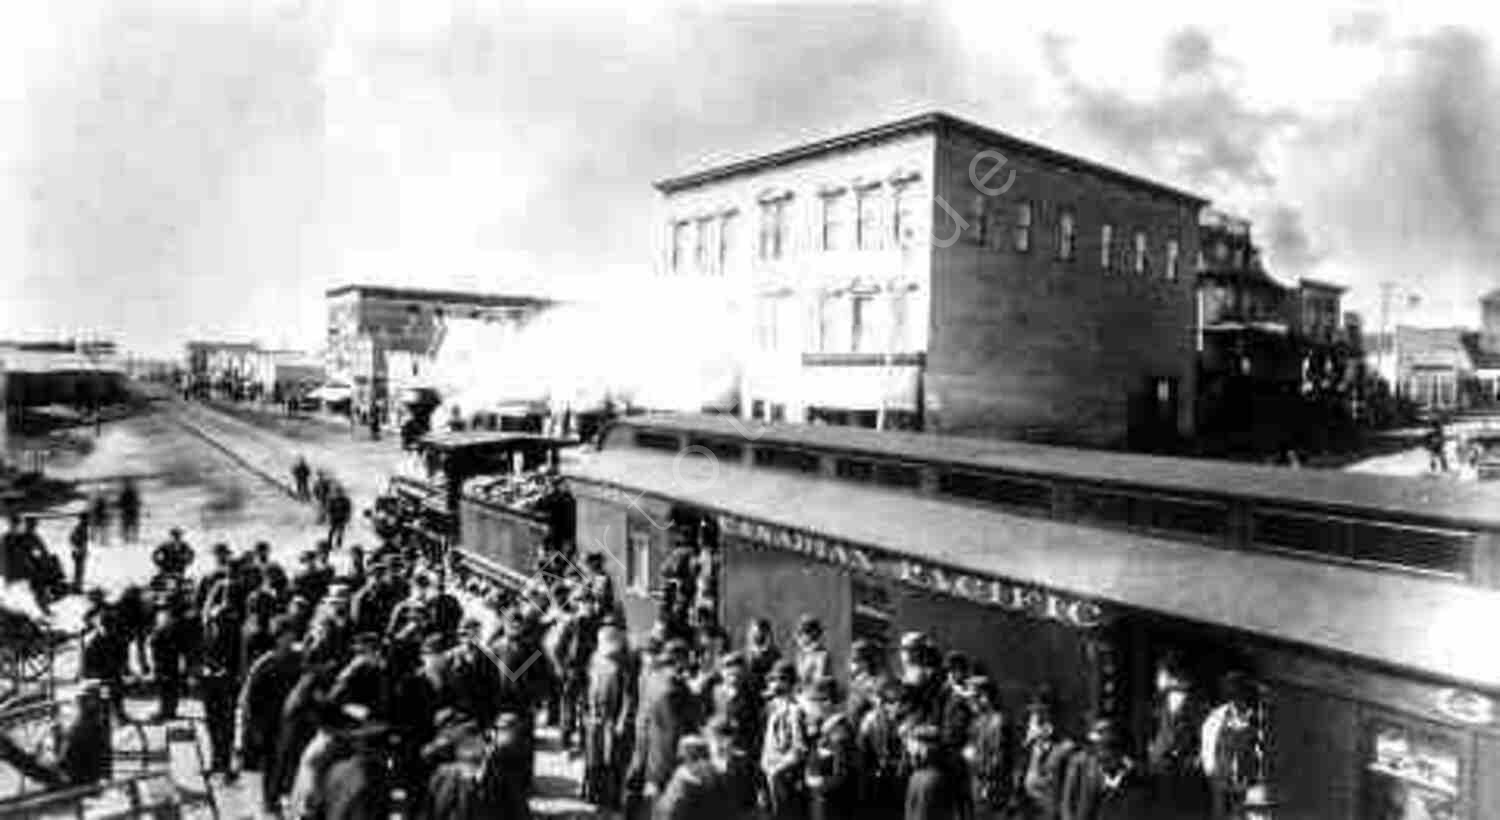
left=7, top=456, right=1274, bottom=820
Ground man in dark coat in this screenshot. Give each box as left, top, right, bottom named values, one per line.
left=268, top=654, right=343, bottom=813
left=964, top=676, right=1014, bottom=814
left=653, top=735, right=733, bottom=820
left=236, top=617, right=301, bottom=779
left=1145, top=656, right=1209, bottom=819
left=844, top=639, right=893, bottom=729
left=1060, top=719, right=1149, bottom=820
left=151, top=528, right=194, bottom=579
left=51, top=682, right=114, bottom=787
left=422, top=721, right=503, bottom=819
left=326, top=488, right=352, bottom=550
left=291, top=456, right=311, bottom=501
left=200, top=598, right=242, bottom=776
left=583, top=620, right=637, bottom=810
left=1017, top=691, right=1079, bottom=820
left=858, top=680, right=910, bottom=820
left=317, top=721, right=393, bottom=820
left=743, top=617, right=781, bottom=697
left=80, top=608, right=130, bottom=719
left=629, top=640, right=703, bottom=812
left=904, top=724, right=966, bottom=820
left=117, top=479, right=141, bottom=544
left=69, top=513, right=90, bottom=591
left=147, top=601, right=184, bottom=721
left=710, top=651, right=762, bottom=810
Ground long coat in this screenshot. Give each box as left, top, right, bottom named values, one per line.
left=630, top=669, right=702, bottom=790
left=318, top=748, right=392, bottom=820
left=236, top=648, right=301, bottom=771
left=582, top=648, right=636, bottom=808
left=905, top=761, right=967, bottom=820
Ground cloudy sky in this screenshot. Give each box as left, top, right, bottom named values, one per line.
left=2, top=0, right=1498, bottom=356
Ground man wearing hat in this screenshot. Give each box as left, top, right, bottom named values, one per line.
left=653, top=733, right=733, bottom=820
left=759, top=658, right=807, bottom=820
left=1018, top=688, right=1078, bottom=820
left=200, top=587, right=244, bottom=779
left=897, top=631, right=932, bottom=686
left=152, top=527, right=194, bottom=579
left=794, top=615, right=832, bottom=687
left=195, top=542, right=234, bottom=611
left=1147, top=654, right=1210, bottom=818
left=237, top=615, right=302, bottom=800
left=583, top=619, right=636, bottom=810
left=627, top=635, right=703, bottom=816
left=146, top=596, right=185, bottom=721
left=1201, top=672, right=1260, bottom=820
left=845, top=639, right=893, bottom=729
left=1059, top=718, right=1147, bottom=820
left=803, top=676, right=860, bottom=820
left=857, top=679, right=910, bottom=819
left=743, top=617, right=782, bottom=697
left=964, top=676, right=1014, bottom=814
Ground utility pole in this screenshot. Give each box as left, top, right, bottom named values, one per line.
left=1379, top=281, right=1398, bottom=395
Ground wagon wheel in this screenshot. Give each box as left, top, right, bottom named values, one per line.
left=14, top=646, right=52, bottom=688
left=0, top=700, right=59, bottom=795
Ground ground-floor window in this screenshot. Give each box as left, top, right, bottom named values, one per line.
left=1363, top=716, right=1464, bottom=820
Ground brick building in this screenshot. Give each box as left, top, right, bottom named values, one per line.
left=324, top=285, right=549, bottom=408
left=655, top=111, right=1206, bottom=449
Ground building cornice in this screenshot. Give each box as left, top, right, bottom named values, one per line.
left=653, top=111, right=1209, bottom=206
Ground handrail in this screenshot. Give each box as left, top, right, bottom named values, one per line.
left=0, top=771, right=166, bottom=815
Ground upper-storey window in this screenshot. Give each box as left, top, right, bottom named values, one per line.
left=891, top=179, right=919, bottom=248
left=1165, top=238, right=1180, bottom=281
left=856, top=185, right=883, bottom=250
left=850, top=294, right=873, bottom=353
left=759, top=196, right=791, bottom=261
left=821, top=191, right=848, bottom=252
left=694, top=217, right=712, bottom=272
left=1133, top=229, right=1148, bottom=274
left=1100, top=224, right=1114, bottom=270
left=1057, top=208, right=1077, bottom=261
left=1014, top=201, right=1033, bottom=253
left=671, top=221, right=691, bottom=274
left=718, top=211, right=737, bottom=275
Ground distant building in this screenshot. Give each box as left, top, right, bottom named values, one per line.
left=184, top=341, right=258, bottom=387
left=324, top=285, right=550, bottom=408
left=655, top=111, right=1207, bottom=450
left=1192, top=212, right=1358, bottom=450
left=1394, top=327, right=1472, bottom=409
